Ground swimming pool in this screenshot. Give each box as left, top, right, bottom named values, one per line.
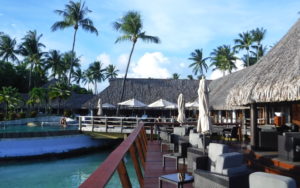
left=0, top=124, right=78, bottom=133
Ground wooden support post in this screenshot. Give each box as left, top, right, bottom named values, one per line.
left=138, top=135, right=147, bottom=158
left=120, top=118, right=124, bottom=133
left=79, top=116, right=82, bottom=131
left=150, top=124, right=153, bottom=141
left=141, top=127, right=148, bottom=151
left=250, top=103, right=258, bottom=150
left=91, top=116, right=95, bottom=132
left=135, top=140, right=145, bottom=167
left=117, top=159, right=132, bottom=188
left=129, top=145, right=144, bottom=187
left=105, top=118, right=108, bottom=132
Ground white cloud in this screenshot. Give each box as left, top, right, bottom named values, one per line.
left=131, top=52, right=171, bottom=78
left=179, top=62, right=186, bottom=68
left=96, top=53, right=111, bottom=67
left=209, top=59, right=244, bottom=80
left=117, top=53, right=129, bottom=71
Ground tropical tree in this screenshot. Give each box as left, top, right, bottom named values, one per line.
left=234, top=31, right=253, bottom=67
left=187, top=75, right=194, bottom=80
left=105, top=64, right=118, bottom=79
left=51, top=0, right=98, bottom=84
left=113, top=11, right=160, bottom=114
left=49, top=82, right=71, bottom=114
left=0, top=86, right=22, bottom=117
left=172, top=73, right=180, bottom=79
left=72, top=68, right=83, bottom=84
left=188, top=49, right=209, bottom=77
left=251, top=27, right=266, bottom=62
left=87, top=61, right=106, bottom=94
left=19, top=30, right=46, bottom=90
left=82, top=69, right=93, bottom=91
left=27, top=87, right=48, bottom=112
left=0, top=34, right=19, bottom=63
left=210, top=45, right=237, bottom=76
left=62, top=51, right=80, bottom=80
left=45, top=50, right=65, bottom=80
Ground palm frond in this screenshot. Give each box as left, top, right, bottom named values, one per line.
left=115, top=35, right=131, bottom=43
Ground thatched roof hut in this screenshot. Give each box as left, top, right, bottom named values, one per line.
left=227, top=19, right=300, bottom=106
left=83, top=78, right=200, bottom=109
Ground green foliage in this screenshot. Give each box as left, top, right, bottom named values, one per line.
left=71, top=84, right=92, bottom=94
left=17, top=112, right=26, bottom=119
left=30, top=111, right=37, bottom=118
left=0, top=86, right=22, bottom=114
left=27, top=87, right=48, bottom=106
left=188, top=49, right=209, bottom=77
left=210, top=45, right=237, bottom=75
left=86, top=61, right=106, bottom=94
left=172, top=73, right=180, bottom=79
left=63, top=110, right=72, bottom=117
left=8, top=111, right=17, bottom=120
left=105, top=64, right=118, bottom=79
left=0, top=112, right=4, bottom=121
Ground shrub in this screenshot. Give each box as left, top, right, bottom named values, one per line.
left=30, top=111, right=37, bottom=118
left=17, top=112, right=26, bottom=119
left=0, top=113, right=4, bottom=121
left=8, top=112, right=17, bottom=120
left=63, top=110, right=72, bottom=117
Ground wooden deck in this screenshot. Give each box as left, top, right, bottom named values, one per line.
left=144, top=140, right=193, bottom=188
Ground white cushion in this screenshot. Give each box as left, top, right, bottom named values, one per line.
left=222, top=165, right=247, bottom=176
left=249, top=172, right=296, bottom=188
left=173, top=127, right=186, bottom=136
left=208, top=143, right=229, bottom=162
left=213, top=152, right=244, bottom=174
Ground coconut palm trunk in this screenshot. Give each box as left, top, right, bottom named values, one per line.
left=116, top=41, right=136, bottom=115
left=68, top=28, right=78, bottom=85
left=247, top=49, right=250, bottom=67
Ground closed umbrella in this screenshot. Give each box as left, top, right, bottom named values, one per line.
left=97, top=98, right=103, bottom=116
left=177, top=93, right=185, bottom=124
left=197, top=78, right=212, bottom=133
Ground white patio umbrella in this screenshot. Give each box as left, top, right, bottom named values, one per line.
left=177, top=93, right=186, bottom=124
left=118, top=98, right=147, bottom=108
left=102, top=103, right=116, bottom=108
left=148, top=99, right=177, bottom=108
left=197, top=78, right=212, bottom=133
left=185, top=100, right=199, bottom=108
left=97, top=98, right=103, bottom=116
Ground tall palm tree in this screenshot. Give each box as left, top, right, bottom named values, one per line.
left=106, top=64, right=118, bottom=79
left=45, top=50, right=65, bottom=80
left=19, top=30, right=46, bottom=90
left=27, top=87, right=47, bottom=112
left=49, top=81, right=71, bottom=114
left=87, top=61, right=105, bottom=94
left=51, top=0, right=98, bottom=84
left=188, top=49, right=209, bottom=77
left=234, top=31, right=253, bottom=67
left=251, top=27, right=266, bottom=62
left=0, top=34, right=19, bottom=63
left=113, top=11, right=160, bottom=114
left=210, top=45, right=237, bottom=76
left=72, top=68, right=83, bottom=84
left=62, top=51, right=80, bottom=80
left=82, top=69, right=93, bottom=91
left=172, top=73, right=180, bottom=79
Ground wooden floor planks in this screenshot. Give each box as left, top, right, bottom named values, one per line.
left=143, top=141, right=193, bottom=188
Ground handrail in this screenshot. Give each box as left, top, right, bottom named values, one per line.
left=79, top=122, right=149, bottom=188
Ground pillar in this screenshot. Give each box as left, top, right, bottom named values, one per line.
left=250, top=103, right=258, bottom=149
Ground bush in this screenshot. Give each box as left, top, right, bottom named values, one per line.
left=8, top=112, right=17, bottom=120
left=0, top=113, right=4, bottom=121
left=63, top=110, right=72, bottom=117
left=30, top=111, right=37, bottom=118
left=17, top=112, right=26, bottom=119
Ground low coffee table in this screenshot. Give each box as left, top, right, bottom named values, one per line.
left=159, top=173, right=194, bottom=188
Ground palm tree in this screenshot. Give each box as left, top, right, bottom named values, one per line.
left=172, top=73, right=180, bottom=79
left=234, top=31, right=253, bottom=67
left=45, top=50, right=65, bottom=80
left=210, top=45, right=237, bottom=76
left=82, top=69, right=93, bottom=91
left=251, top=28, right=266, bottom=61
left=187, top=75, right=194, bottom=80
left=27, top=87, right=47, bottom=112
left=0, top=86, right=22, bottom=117
left=72, top=68, right=83, bottom=84
left=19, top=30, right=46, bottom=90
left=113, top=11, right=160, bottom=114
left=51, top=1, right=98, bottom=85
left=87, top=61, right=106, bottom=94
left=49, top=82, right=71, bottom=114
left=0, top=34, right=19, bottom=63
left=62, top=51, right=80, bottom=81
left=106, top=64, right=118, bottom=79
left=188, top=49, right=209, bottom=77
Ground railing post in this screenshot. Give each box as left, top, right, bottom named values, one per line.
left=79, top=116, right=82, bottom=131
left=129, top=145, right=144, bottom=186
left=105, top=117, right=108, bottom=133
left=120, top=118, right=123, bottom=133
left=138, top=135, right=147, bottom=161
left=91, top=116, right=95, bottom=132
left=150, top=124, right=153, bottom=141
left=117, top=159, right=132, bottom=188
left=135, top=139, right=145, bottom=167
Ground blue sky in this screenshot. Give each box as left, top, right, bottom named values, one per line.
left=1, top=0, right=300, bottom=92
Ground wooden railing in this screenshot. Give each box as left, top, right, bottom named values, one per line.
left=79, top=122, right=150, bottom=188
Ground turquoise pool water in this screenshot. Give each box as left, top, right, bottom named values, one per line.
left=0, top=124, right=78, bottom=133
left=0, top=151, right=139, bottom=188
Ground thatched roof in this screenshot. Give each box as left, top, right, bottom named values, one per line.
left=209, top=69, right=250, bottom=110
left=227, top=19, right=300, bottom=106
left=83, top=78, right=200, bottom=108
left=49, top=93, right=94, bottom=109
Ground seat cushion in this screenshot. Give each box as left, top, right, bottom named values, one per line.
left=249, top=172, right=296, bottom=188
left=173, top=127, right=187, bottom=136
left=208, top=143, right=229, bottom=163
left=212, top=152, right=244, bottom=174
